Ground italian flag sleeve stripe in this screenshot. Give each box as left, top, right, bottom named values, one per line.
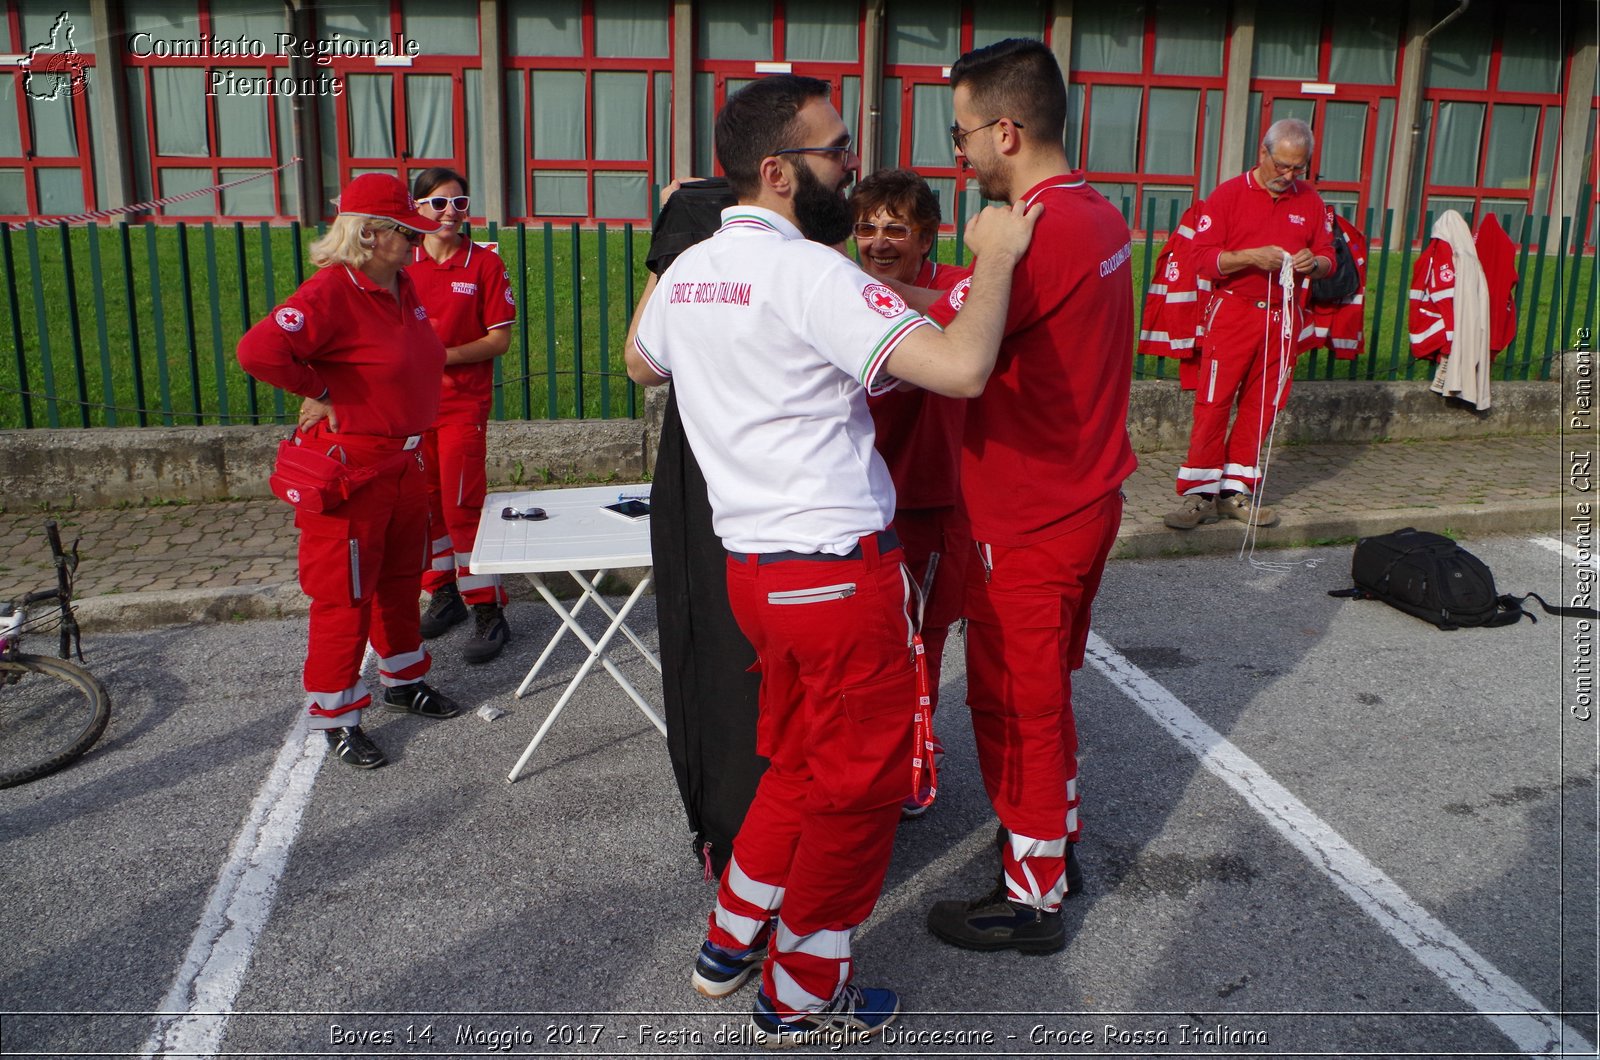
left=633, top=335, right=671, bottom=377
left=859, top=314, right=931, bottom=395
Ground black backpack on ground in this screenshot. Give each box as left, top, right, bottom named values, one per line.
left=1328, top=528, right=1592, bottom=629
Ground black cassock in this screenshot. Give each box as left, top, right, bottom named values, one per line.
left=644, top=180, right=763, bottom=879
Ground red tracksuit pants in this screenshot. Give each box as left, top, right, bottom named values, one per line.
left=421, top=415, right=505, bottom=606
left=706, top=534, right=917, bottom=1017
left=1175, top=294, right=1299, bottom=497
left=296, top=428, right=432, bottom=730
left=963, top=490, right=1121, bottom=910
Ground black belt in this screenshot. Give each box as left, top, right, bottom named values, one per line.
left=728, top=528, right=900, bottom=565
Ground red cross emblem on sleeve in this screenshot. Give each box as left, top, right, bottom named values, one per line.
left=274, top=306, right=305, bottom=332
left=863, top=283, right=906, bottom=318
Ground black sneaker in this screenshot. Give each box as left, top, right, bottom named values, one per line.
left=381, top=680, right=461, bottom=719
left=324, top=725, right=386, bottom=769
left=461, top=603, right=510, bottom=665
left=926, top=883, right=1065, bottom=954
left=691, top=936, right=767, bottom=999
left=751, top=983, right=899, bottom=1048
left=419, top=583, right=468, bottom=639
left=996, top=826, right=1085, bottom=898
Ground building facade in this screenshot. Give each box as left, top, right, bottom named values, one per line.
left=2, top=0, right=1596, bottom=245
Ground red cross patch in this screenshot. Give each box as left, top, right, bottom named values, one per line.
left=862, top=283, right=906, bottom=318
left=948, top=277, right=971, bottom=311
left=273, top=306, right=305, bottom=332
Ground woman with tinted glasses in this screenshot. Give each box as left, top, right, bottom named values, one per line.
left=237, top=173, right=466, bottom=770
left=407, top=167, right=518, bottom=664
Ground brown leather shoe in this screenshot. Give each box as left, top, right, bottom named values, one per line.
left=1216, top=493, right=1279, bottom=527
left=1163, top=495, right=1219, bottom=530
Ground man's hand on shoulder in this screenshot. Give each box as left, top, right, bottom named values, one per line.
left=964, top=199, right=1043, bottom=263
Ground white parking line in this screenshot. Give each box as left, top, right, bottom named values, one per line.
left=1532, top=534, right=1598, bottom=574
left=1084, top=631, right=1594, bottom=1058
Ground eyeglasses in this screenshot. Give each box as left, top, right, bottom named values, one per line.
left=372, top=221, right=422, bottom=244
left=773, top=140, right=855, bottom=164
left=852, top=221, right=914, bottom=242
left=501, top=506, right=548, bottom=521
left=419, top=195, right=470, bottom=212
left=1263, top=151, right=1308, bottom=176
left=949, top=117, right=1023, bottom=151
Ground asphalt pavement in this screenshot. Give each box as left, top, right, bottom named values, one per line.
left=0, top=433, right=1595, bottom=1059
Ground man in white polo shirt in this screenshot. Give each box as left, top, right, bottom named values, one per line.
left=626, top=75, right=1037, bottom=1047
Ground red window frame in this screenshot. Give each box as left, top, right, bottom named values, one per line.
left=506, top=0, right=676, bottom=225
left=1066, top=6, right=1230, bottom=238
left=1, top=6, right=97, bottom=221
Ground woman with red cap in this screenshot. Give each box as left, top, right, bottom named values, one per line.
left=238, top=173, right=465, bottom=769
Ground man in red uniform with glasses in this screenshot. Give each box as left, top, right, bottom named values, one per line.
left=1164, top=118, right=1335, bottom=531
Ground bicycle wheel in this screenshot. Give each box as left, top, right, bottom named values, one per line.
left=0, top=653, right=111, bottom=789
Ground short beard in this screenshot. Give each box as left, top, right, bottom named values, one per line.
left=791, top=158, right=853, bottom=246
left=970, top=157, right=1011, bottom=205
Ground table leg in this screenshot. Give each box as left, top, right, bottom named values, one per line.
left=514, top=570, right=608, bottom=699
left=570, top=570, right=662, bottom=672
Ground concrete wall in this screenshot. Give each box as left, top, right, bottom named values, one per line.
left=0, top=378, right=1560, bottom=509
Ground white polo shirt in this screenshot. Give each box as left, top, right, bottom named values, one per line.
left=634, top=206, right=933, bottom=555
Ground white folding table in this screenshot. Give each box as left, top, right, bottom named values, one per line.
left=470, top=485, right=664, bottom=782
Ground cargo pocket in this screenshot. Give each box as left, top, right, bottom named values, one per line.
left=814, top=667, right=918, bottom=810
left=295, top=510, right=364, bottom=605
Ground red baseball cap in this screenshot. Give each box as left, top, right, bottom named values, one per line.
left=334, top=173, right=443, bottom=234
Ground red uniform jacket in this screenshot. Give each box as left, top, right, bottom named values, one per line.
left=1137, top=202, right=1212, bottom=363
left=1305, top=210, right=1369, bottom=361
left=1409, top=215, right=1519, bottom=362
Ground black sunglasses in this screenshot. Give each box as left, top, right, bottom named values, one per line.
left=501, top=506, right=547, bottom=521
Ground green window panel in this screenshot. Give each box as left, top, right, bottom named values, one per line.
left=692, top=71, right=715, bottom=177
left=212, top=0, right=285, bottom=45
left=153, top=68, right=207, bottom=157
left=1064, top=83, right=1084, bottom=168
left=1153, top=1, right=1223, bottom=78
left=878, top=76, right=903, bottom=170
left=1144, top=88, right=1197, bottom=176
left=505, top=70, right=526, bottom=215
left=508, top=0, right=582, bottom=57
left=1072, top=5, right=1144, bottom=75
left=787, top=0, right=859, bottom=63
left=1199, top=88, right=1222, bottom=197
left=347, top=74, right=394, bottom=159
left=406, top=74, right=454, bottom=160
left=216, top=70, right=271, bottom=157
left=1319, top=102, right=1367, bottom=184
left=159, top=167, right=210, bottom=216
left=1534, top=105, right=1562, bottom=219
left=20, top=0, right=95, bottom=54
left=316, top=0, right=388, bottom=42
left=595, top=171, right=647, bottom=219
left=533, top=171, right=586, bottom=216
left=653, top=71, right=671, bottom=188
left=1244, top=91, right=1262, bottom=167
left=0, top=169, right=25, bottom=213
left=1371, top=97, right=1396, bottom=220
left=1086, top=86, right=1140, bottom=173
left=532, top=71, right=586, bottom=160
left=466, top=69, right=483, bottom=195
left=700, top=0, right=773, bottom=61
left=1483, top=104, right=1539, bottom=190
left=1498, top=2, right=1562, bottom=93
left=1424, top=196, right=1476, bottom=227
left=886, top=0, right=960, bottom=67
left=125, top=0, right=200, bottom=48
left=910, top=83, right=952, bottom=170
left=598, top=0, right=670, bottom=59
left=0, top=79, right=22, bottom=157
left=594, top=72, right=647, bottom=162
left=1140, top=186, right=1192, bottom=230
left=1329, top=2, right=1400, bottom=85
left=972, top=0, right=1044, bottom=50
left=221, top=167, right=274, bottom=216
left=36, top=168, right=83, bottom=213
left=920, top=175, right=955, bottom=222
left=1430, top=101, right=1484, bottom=187
left=1426, top=0, right=1491, bottom=90
left=317, top=90, right=339, bottom=205
left=1253, top=5, right=1318, bottom=81
left=276, top=94, right=299, bottom=216
left=402, top=0, right=478, bottom=55
left=842, top=76, right=860, bottom=142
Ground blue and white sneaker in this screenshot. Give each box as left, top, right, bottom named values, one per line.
left=751, top=984, right=900, bottom=1049
left=691, top=938, right=767, bottom=999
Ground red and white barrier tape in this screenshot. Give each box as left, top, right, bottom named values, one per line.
left=38, top=157, right=302, bottom=226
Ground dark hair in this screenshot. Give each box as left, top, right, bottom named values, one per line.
left=849, top=169, right=941, bottom=235
left=714, top=74, right=833, bottom=198
left=949, top=38, right=1066, bottom=145
left=412, top=167, right=468, bottom=199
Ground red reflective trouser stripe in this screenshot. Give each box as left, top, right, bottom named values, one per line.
left=297, top=432, right=431, bottom=722
left=962, top=490, right=1122, bottom=910
left=889, top=505, right=968, bottom=713
left=421, top=416, right=505, bottom=606
left=1177, top=295, right=1297, bottom=497
left=708, top=534, right=917, bottom=1017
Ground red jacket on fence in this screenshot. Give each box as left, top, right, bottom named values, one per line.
left=1408, top=212, right=1519, bottom=362
left=1305, top=209, right=1370, bottom=361
left=1136, top=203, right=1211, bottom=389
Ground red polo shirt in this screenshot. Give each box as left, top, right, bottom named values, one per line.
left=236, top=264, right=445, bottom=437
left=406, top=240, right=517, bottom=415
left=869, top=258, right=972, bottom=509
left=927, top=174, right=1137, bottom=546
left=1193, top=170, right=1336, bottom=301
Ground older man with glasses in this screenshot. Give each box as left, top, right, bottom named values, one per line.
left=1164, top=117, right=1336, bottom=531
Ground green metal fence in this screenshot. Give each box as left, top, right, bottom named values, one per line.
left=1, top=194, right=1594, bottom=431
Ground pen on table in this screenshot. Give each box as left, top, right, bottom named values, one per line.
left=618, top=492, right=650, bottom=501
